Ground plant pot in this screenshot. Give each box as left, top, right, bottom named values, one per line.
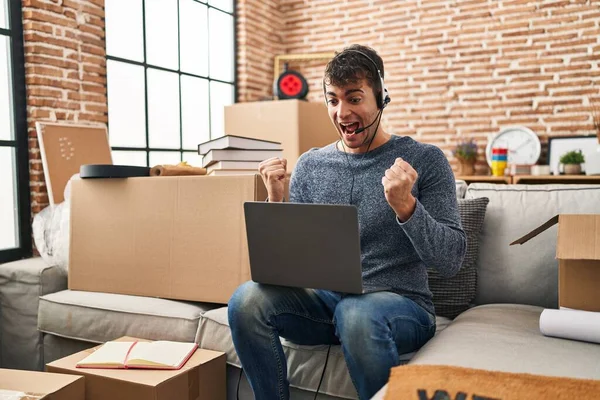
left=563, top=163, right=582, bottom=175
left=457, top=159, right=476, bottom=176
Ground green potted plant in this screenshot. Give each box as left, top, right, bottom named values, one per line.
left=453, top=139, right=478, bottom=175
left=559, top=150, right=585, bottom=175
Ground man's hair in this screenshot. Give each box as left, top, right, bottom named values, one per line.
left=323, top=44, right=385, bottom=94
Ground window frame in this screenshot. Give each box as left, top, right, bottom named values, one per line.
left=0, top=0, right=32, bottom=263
left=106, top=0, right=238, bottom=165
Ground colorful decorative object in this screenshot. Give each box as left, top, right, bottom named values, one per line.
left=491, top=147, right=508, bottom=177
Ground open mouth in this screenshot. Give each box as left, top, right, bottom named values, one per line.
left=340, top=122, right=360, bottom=135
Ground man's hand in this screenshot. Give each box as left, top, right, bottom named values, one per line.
left=381, top=157, right=417, bottom=222
left=259, top=157, right=287, bottom=202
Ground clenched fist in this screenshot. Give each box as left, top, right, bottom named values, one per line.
left=259, top=157, right=287, bottom=202
left=381, top=157, right=417, bottom=222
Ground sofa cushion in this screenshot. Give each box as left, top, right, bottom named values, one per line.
left=466, top=184, right=600, bottom=308
left=409, top=304, right=600, bottom=380
left=196, top=306, right=451, bottom=399
left=0, top=258, right=66, bottom=371
left=38, top=290, right=220, bottom=344
left=427, top=197, right=489, bottom=319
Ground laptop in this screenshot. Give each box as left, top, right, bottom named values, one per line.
left=243, top=201, right=389, bottom=294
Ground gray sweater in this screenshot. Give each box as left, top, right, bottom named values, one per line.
left=289, top=135, right=467, bottom=315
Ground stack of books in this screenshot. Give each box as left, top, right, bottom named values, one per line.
left=198, top=135, right=283, bottom=176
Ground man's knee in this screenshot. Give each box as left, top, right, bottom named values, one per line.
left=228, top=281, right=287, bottom=326
left=333, top=297, right=385, bottom=343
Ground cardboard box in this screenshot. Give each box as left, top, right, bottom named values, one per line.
left=69, top=175, right=267, bottom=303
left=224, top=99, right=339, bottom=171
left=47, top=337, right=225, bottom=400
left=0, top=368, right=84, bottom=400
left=511, top=214, right=600, bottom=311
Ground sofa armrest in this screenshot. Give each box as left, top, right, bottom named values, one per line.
left=0, top=257, right=67, bottom=370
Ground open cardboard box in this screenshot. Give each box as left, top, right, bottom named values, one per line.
left=46, top=337, right=225, bottom=400
left=0, top=368, right=84, bottom=400
left=68, top=174, right=267, bottom=303
left=511, top=214, right=600, bottom=311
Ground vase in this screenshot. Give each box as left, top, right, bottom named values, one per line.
left=563, top=163, right=582, bottom=175
left=457, top=159, right=476, bottom=176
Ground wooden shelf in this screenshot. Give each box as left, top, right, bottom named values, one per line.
left=512, top=175, right=600, bottom=185
left=455, top=175, right=512, bottom=184
left=456, top=175, right=600, bottom=184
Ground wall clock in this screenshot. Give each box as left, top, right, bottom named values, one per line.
left=485, top=126, right=541, bottom=167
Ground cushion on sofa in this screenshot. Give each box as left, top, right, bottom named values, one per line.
left=38, top=290, right=220, bottom=344
left=466, top=184, right=600, bottom=308
left=196, top=306, right=451, bottom=399
left=427, top=197, right=489, bottom=319
left=409, top=304, right=600, bottom=380
left=0, top=258, right=67, bottom=371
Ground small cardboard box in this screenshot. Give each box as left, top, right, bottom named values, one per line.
left=0, top=368, right=84, bottom=400
left=511, top=214, right=600, bottom=312
left=224, top=99, right=339, bottom=171
left=69, top=175, right=267, bottom=303
left=46, top=337, right=226, bottom=400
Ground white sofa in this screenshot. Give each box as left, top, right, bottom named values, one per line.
left=1, top=183, right=600, bottom=399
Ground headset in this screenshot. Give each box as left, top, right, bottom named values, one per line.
left=324, top=49, right=391, bottom=111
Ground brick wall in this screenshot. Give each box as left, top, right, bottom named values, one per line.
left=236, top=0, right=285, bottom=102
left=22, top=0, right=107, bottom=215
left=238, top=0, right=600, bottom=173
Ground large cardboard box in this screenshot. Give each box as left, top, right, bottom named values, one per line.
left=511, top=214, right=600, bottom=311
left=69, top=175, right=267, bottom=303
left=0, top=368, right=84, bottom=399
left=224, top=99, right=339, bottom=171
left=47, top=337, right=225, bottom=400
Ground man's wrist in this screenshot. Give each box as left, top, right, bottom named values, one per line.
left=394, top=196, right=417, bottom=222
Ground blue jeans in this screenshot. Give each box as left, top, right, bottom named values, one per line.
left=228, top=281, right=436, bottom=400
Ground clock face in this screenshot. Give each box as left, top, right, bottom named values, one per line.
left=486, top=127, right=541, bottom=167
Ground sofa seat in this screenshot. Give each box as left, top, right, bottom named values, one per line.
left=38, top=289, right=221, bottom=346
left=197, top=306, right=452, bottom=399
left=409, top=304, right=600, bottom=379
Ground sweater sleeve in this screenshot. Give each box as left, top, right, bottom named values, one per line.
left=289, top=151, right=311, bottom=203
left=396, top=146, right=467, bottom=278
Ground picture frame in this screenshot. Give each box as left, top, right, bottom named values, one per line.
left=36, top=122, right=112, bottom=204
left=547, top=135, right=599, bottom=175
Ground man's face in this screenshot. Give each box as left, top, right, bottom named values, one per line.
left=324, top=78, right=380, bottom=152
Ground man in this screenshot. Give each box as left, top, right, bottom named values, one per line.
left=228, top=44, right=466, bottom=400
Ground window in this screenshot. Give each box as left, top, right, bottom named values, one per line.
left=105, top=0, right=236, bottom=167
left=0, top=0, right=31, bottom=263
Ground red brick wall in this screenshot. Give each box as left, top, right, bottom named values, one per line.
left=238, top=0, right=600, bottom=173
left=22, top=0, right=107, bottom=215
left=236, top=0, right=285, bottom=102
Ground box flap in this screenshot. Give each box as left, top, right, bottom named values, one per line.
left=0, top=368, right=83, bottom=395
left=556, top=215, right=600, bottom=260
left=510, top=215, right=559, bottom=246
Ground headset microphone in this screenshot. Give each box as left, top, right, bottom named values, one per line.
left=352, top=108, right=383, bottom=135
